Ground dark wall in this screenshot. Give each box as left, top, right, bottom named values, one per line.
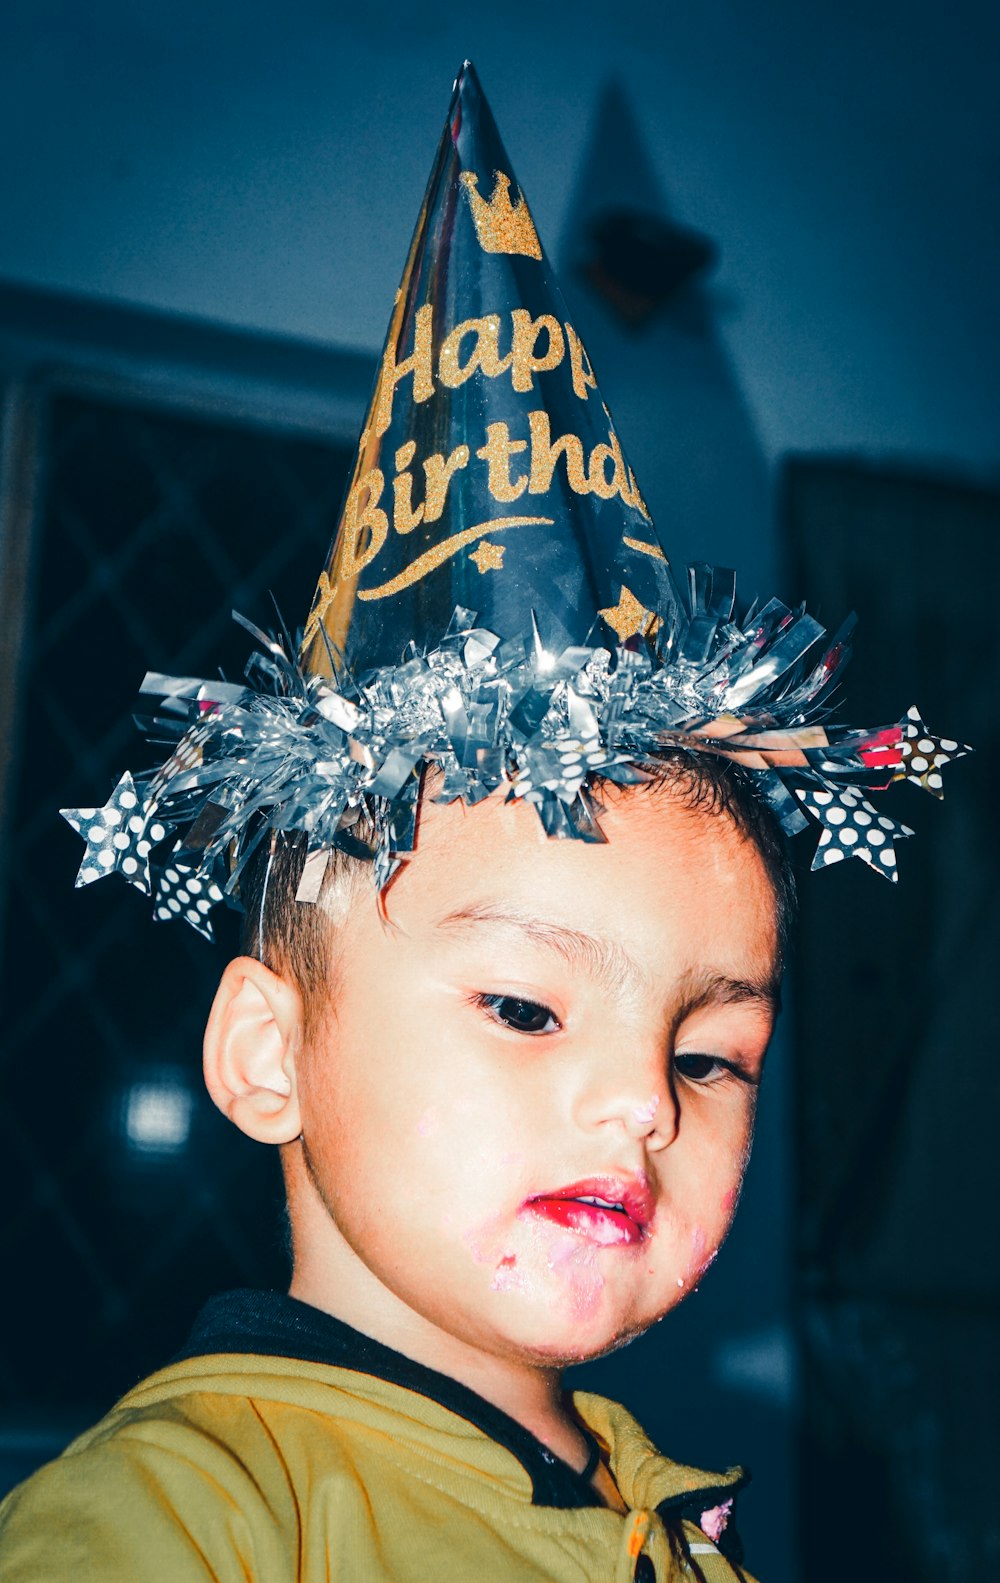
left=785, top=457, right=999, bottom=1580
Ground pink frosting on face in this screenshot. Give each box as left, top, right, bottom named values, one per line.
left=541, top=1227, right=606, bottom=1320
left=490, top=1254, right=527, bottom=1293
left=631, top=1094, right=660, bottom=1127
left=699, top=1498, right=733, bottom=1542
left=687, top=1225, right=720, bottom=1285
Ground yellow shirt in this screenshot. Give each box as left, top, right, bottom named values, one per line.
left=0, top=1302, right=758, bottom=1583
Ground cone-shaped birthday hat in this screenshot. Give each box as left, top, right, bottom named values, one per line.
left=300, top=61, right=675, bottom=677
left=59, top=63, right=969, bottom=933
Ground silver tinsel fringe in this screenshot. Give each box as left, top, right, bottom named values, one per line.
left=61, top=565, right=968, bottom=938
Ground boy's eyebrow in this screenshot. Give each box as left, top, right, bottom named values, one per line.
left=676, top=968, right=783, bottom=1019
left=435, top=903, right=644, bottom=995
left=434, top=905, right=781, bottom=1014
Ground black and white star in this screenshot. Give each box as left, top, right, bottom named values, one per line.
left=795, top=783, right=913, bottom=882
left=60, top=772, right=168, bottom=893
left=897, top=706, right=970, bottom=799
left=154, top=858, right=225, bottom=941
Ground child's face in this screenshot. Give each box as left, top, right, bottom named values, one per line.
left=295, top=783, right=779, bottom=1365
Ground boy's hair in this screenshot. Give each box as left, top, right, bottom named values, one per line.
left=240, top=755, right=796, bottom=1017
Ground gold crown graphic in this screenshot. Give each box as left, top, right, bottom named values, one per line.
left=459, top=169, right=542, bottom=260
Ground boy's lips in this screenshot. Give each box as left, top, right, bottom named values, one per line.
left=522, top=1176, right=653, bottom=1246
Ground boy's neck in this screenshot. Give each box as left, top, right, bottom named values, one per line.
left=287, top=1264, right=588, bottom=1463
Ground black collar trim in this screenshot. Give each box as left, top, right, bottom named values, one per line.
left=174, top=1287, right=605, bottom=1511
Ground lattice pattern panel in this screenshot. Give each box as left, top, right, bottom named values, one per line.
left=0, top=391, right=353, bottom=1412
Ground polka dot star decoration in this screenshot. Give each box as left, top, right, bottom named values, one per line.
left=60, top=773, right=168, bottom=895
left=791, top=707, right=969, bottom=880
left=794, top=784, right=913, bottom=878
left=153, top=861, right=225, bottom=942
left=899, top=705, right=963, bottom=797
left=61, top=771, right=219, bottom=941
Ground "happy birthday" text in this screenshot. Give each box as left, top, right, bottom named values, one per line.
left=334, top=301, right=649, bottom=584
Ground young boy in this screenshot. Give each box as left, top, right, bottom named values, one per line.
left=0, top=63, right=961, bottom=1583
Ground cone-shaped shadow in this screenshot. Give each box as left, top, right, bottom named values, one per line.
left=559, top=79, right=774, bottom=586
left=567, top=79, right=717, bottom=333
left=300, top=62, right=677, bottom=680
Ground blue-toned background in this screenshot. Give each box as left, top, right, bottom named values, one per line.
left=0, top=6, right=997, bottom=1580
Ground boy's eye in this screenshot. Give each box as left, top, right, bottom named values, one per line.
left=673, top=1051, right=731, bottom=1084
left=479, top=995, right=560, bottom=1035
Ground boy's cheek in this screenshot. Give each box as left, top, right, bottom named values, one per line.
left=463, top=1208, right=613, bottom=1327
left=679, top=1101, right=756, bottom=1192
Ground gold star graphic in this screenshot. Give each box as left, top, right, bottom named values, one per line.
left=599, top=585, right=654, bottom=641
left=469, top=540, right=505, bottom=574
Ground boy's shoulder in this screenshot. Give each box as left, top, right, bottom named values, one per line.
left=0, top=1346, right=494, bottom=1583
left=0, top=1291, right=755, bottom=1582
left=0, top=1357, right=308, bottom=1583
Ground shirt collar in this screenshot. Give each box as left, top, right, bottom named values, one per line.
left=176, top=1287, right=605, bottom=1510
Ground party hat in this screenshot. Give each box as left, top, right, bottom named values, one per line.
left=60, top=64, right=968, bottom=934
left=300, top=61, right=675, bottom=679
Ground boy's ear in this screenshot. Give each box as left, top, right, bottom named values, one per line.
left=203, top=956, right=304, bottom=1144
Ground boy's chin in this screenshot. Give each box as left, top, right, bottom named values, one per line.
left=516, top=1327, right=648, bottom=1370
left=484, top=1298, right=659, bottom=1369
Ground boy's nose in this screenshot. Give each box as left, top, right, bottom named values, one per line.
left=572, top=1056, right=679, bottom=1151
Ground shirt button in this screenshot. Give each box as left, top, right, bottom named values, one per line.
left=634, top=1555, right=656, bottom=1583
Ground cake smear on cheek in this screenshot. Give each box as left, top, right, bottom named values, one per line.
left=534, top=1225, right=606, bottom=1320
left=489, top=1253, right=526, bottom=1294
left=688, top=1224, right=720, bottom=1286
left=464, top=1210, right=609, bottom=1321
